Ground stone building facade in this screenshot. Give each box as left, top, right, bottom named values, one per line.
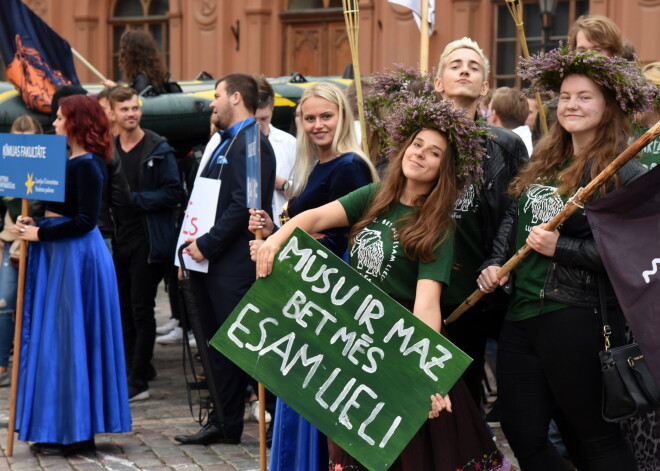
left=5, top=0, right=659, bottom=87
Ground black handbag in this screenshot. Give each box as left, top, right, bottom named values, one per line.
left=598, top=277, right=660, bottom=422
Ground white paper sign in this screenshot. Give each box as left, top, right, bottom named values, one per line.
left=174, top=177, right=222, bottom=273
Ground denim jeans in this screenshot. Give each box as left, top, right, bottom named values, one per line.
left=0, top=243, right=18, bottom=367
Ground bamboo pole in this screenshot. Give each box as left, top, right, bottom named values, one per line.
left=445, top=119, right=660, bottom=324
left=71, top=47, right=108, bottom=83
left=6, top=199, right=29, bottom=456
left=505, top=0, right=548, bottom=136
left=343, top=0, right=370, bottom=158
left=420, top=0, right=430, bottom=75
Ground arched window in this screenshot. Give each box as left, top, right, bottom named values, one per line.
left=109, top=0, right=169, bottom=80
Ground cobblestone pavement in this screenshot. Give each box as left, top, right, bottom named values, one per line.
left=0, top=284, right=519, bottom=470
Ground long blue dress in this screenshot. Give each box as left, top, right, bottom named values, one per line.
left=15, top=154, right=131, bottom=445
left=269, top=152, right=372, bottom=471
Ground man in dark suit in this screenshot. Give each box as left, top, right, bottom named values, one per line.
left=174, top=73, right=276, bottom=445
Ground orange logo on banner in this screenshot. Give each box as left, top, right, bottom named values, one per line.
left=6, top=34, right=71, bottom=114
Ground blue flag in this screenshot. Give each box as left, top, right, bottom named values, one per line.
left=245, top=122, right=261, bottom=209
left=0, top=0, right=80, bottom=114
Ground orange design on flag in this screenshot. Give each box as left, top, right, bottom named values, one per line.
left=6, top=34, right=71, bottom=113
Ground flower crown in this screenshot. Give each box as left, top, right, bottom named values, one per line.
left=518, top=45, right=658, bottom=115
left=364, top=66, right=488, bottom=194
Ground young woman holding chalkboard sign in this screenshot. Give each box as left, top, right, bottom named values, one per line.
left=14, top=95, right=131, bottom=456
left=253, top=80, right=509, bottom=471
left=249, top=82, right=377, bottom=471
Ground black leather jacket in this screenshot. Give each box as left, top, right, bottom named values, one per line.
left=482, top=159, right=646, bottom=309
left=480, top=125, right=529, bottom=256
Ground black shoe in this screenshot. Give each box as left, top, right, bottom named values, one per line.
left=128, top=383, right=150, bottom=402
left=68, top=439, right=96, bottom=454
left=174, top=422, right=241, bottom=445
left=30, top=442, right=69, bottom=456
left=29, top=439, right=95, bottom=456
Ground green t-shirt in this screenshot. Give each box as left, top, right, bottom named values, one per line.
left=441, top=184, right=487, bottom=306
left=338, top=183, right=454, bottom=302
left=637, top=127, right=660, bottom=170
left=506, top=182, right=570, bottom=321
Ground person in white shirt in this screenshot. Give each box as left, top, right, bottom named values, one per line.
left=253, top=74, right=297, bottom=218
left=488, top=86, right=534, bottom=157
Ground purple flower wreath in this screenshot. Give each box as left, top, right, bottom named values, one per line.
left=364, top=65, right=489, bottom=196
left=518, top=45, right=658, bottom=115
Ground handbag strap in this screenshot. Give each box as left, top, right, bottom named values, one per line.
left=598, top=275, right=612, bottom=351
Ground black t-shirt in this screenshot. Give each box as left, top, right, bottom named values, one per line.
left=115, top=136, right=146, bottom=244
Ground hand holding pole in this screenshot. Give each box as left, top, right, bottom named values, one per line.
left=445, top=120, right=660, bottom=324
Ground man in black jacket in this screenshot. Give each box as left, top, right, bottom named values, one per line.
left=174, top=74, right=276, bottom=445
left=110, top=86, right=183, bottom=402
left=434, top=37, right=529, bottom=406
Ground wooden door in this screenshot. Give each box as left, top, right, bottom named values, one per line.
left=281, top=8, right=352, bottom=76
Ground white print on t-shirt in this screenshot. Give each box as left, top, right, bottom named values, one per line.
left=453, top=184, right=476, bottom=213
left=642, top=138, right=660, bottom=157
left=523, top=183, right=565, bottom=226
left=351, top=228, right=385, bottom=277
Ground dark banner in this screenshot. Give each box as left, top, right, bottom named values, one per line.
left=0, top=0, right=80, bottom=113
left=586, top=164, right=660, bottom=384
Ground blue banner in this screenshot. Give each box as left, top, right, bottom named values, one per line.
left=245, top=122, right=261, bottom=209
left=0, top=133, right=67, bottom=202
left=0, top=0, right=80, bottom=114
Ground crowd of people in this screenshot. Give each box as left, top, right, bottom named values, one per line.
left=1, top=14, right=658, bottom=471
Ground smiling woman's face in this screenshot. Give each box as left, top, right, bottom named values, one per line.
left=557, top=74, right=606, bottom=142
left=401, top=129, right=448, bottom=188
left=301, top=96, right=340, bottom=159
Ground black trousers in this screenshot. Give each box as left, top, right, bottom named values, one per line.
left=497, top=307, right=637, bottom=471
left=191, top=270, right=254, bottom=435
left=443, top=302, right=504, bottom=405
left=115, top=236, right=164, bottom=388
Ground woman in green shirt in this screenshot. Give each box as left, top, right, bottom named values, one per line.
left=254, top=92, right=508, bottom=470
left=478, top=49, right=652, bottom=470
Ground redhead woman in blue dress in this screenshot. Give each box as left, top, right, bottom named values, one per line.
left=15, top=95, right=131, bottom=456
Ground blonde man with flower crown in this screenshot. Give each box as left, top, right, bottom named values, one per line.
left=433, top=37, right=529, bottom=406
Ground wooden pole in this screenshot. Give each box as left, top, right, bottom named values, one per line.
left=6, top=199, right=29, bottom=456
left=343, top=0, right=370, bottom=158
left=254, top=127, right=267, bottom=471
left=257, top=260, right=267, bottom=471
left=445, top=119, right=660, bottom=324
left=505, top=0, right=549, bottom=136
left=71, top=47, right=108, bottom=83
left=420, top=0, right=430, bottom=75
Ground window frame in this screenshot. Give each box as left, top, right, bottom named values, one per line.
left=108, top=0, right=169, bottom=81
left=492, top=0, right=589, bottom=88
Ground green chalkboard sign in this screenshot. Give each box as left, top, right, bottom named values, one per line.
left=211, top=228, right=471, bottom=471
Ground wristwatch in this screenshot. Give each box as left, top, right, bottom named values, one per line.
left=281, top=179, right=291, bottom=191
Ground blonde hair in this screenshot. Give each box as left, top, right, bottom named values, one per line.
left=437, top=37, right=490, bottom=79
left=643, top=62, right=660, bottom=87
left=291, top=82, right=377, bottom=197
